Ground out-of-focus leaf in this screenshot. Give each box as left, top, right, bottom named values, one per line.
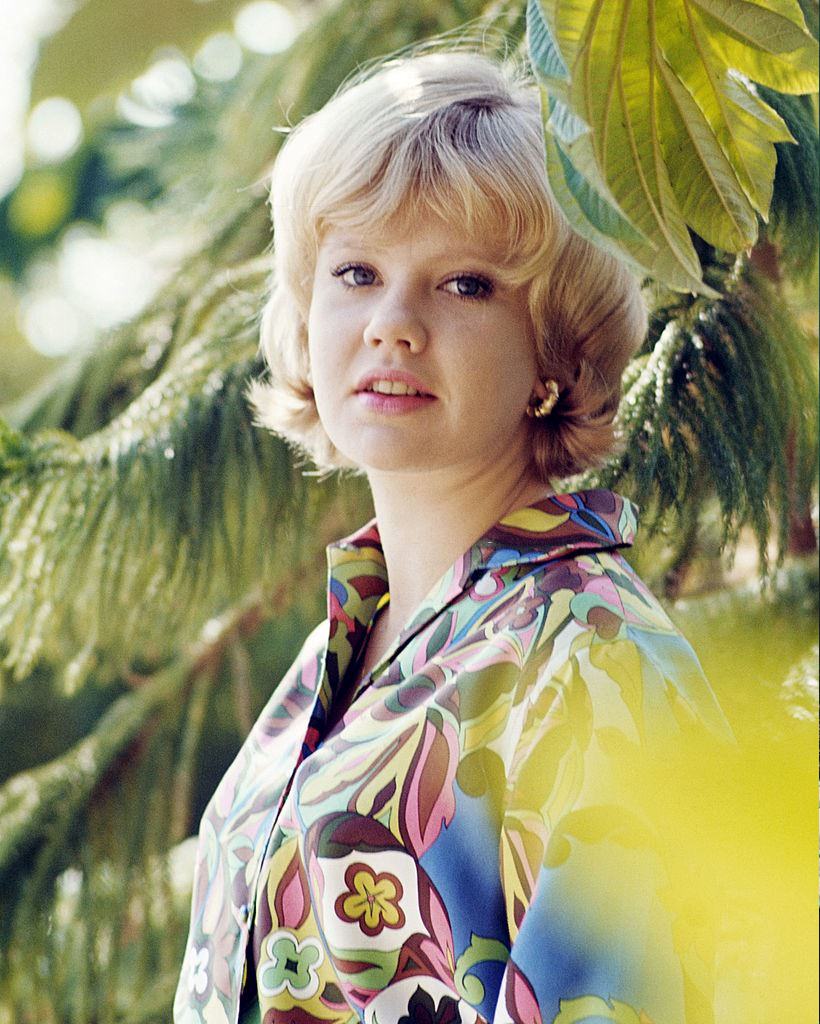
left=30, top=0, right=250, bottom=109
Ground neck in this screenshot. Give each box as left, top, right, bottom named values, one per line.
left=366, top=456, right=554, bottom=631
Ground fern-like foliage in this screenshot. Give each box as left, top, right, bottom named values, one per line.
left=597, top=252, right=818, bottom=575
left=5, top=190, right=270, bottom=439
left=0, top=260, right=322, bottom=683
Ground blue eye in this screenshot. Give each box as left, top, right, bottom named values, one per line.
left=443, top=275, right=494, bottom=300
left=331, top=263, right=376, bottom=287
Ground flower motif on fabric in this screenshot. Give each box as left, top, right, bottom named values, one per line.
left=258, top=930, right=323, bottom=999
left=335, top=862, right=406, bottom=936
left=187, top=945, right=210, bottom=999
left=397, top=986, right=461, bottom=1024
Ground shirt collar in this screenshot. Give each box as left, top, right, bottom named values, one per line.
left=326, top=488, right=638, bottom=656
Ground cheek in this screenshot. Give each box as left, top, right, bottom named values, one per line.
left=308, top=291, right=359, bottom=357
left=307, top=308, right=344, bottom=398
left=457, top=328, right=537, bottom=411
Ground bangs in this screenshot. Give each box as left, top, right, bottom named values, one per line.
left=309, top=99, right=558, bottom=287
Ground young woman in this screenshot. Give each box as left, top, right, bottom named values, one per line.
left=175, top=49, right=729, bottom=1024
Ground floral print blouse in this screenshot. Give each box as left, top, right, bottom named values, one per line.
left=174, top=489, right=728, bottom=1024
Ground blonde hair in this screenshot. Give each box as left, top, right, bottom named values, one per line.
left=249, top=48, right=647, bottom=479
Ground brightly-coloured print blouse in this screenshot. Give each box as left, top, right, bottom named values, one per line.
left=174, top=489, right=728, bottom=1024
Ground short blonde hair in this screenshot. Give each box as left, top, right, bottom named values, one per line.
left=249, top=48, right=647, bottom=479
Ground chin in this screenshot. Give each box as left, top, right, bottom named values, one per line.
left=336, top=436, right=443, bottom=475
left=328, top=422, right=431, bottom=472
left=351, top=451, right=438, bottom=475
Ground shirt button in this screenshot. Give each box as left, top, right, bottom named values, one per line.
left=239, top=904, right=250, bottom=924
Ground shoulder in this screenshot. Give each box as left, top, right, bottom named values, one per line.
left=495, top=549, right=729, bottom=744
left=500, top=552, right=731, bottom=840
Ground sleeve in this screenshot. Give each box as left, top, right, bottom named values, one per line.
left=494, top=633, right=730, bottom=1024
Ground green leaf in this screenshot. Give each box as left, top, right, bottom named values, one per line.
left=543, top=94, right=648, bottom=245
left=655, top=54, right=758, bottom=248
left=709, top=21, right=819, bottom=92
left=693, top=0, right=814, bottom=50
left=528, top=0, right=818, bottom=293
left=656, top=7, right=794, bottom=217
left=454, top=933, right=509, bottom=1003
left=546, top=95, right=589, bottom=146
left=526, top=0, right=569, bottom=81
left=530, top=6, right=708, bottom=288
left=550, top=139, right=646, bottom=246
left=537, top=0, right=715, bottom=292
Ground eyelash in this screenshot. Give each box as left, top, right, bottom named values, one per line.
left=329, top=262, right=494, bottom=302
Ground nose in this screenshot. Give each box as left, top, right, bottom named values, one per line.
left=362, top=289, right=428, bottom=354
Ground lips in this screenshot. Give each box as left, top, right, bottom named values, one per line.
left=356, top=390, right=435, bottom=415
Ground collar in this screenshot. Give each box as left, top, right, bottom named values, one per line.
left=323, top=489, right=638, bottom=685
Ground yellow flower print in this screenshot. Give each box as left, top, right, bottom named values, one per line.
left=335, top=862, right=406, bottom=937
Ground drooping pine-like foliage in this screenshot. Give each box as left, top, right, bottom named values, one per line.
left=596, top=250, right=818, bottom=575
left=758, top=87, right=819, bottom=281
left=0, top=0, right=816, bottom=1019
left=0, top=258, right=316, bottom=684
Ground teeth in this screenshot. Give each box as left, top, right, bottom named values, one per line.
left=368, top=380, right=421, bottom=396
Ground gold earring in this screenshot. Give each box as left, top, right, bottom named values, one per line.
left=526, top=378, right=560, bottom=419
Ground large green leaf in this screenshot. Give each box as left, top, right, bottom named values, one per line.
left=527, top=0, right=818, bottom=293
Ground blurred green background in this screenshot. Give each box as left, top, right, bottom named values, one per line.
left=1, top=0, right=300, bottom=400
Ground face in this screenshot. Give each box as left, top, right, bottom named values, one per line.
left=307, top=209, right=540, bottom=482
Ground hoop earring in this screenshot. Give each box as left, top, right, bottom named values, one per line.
left=526, top=379, right=560, bottom=419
